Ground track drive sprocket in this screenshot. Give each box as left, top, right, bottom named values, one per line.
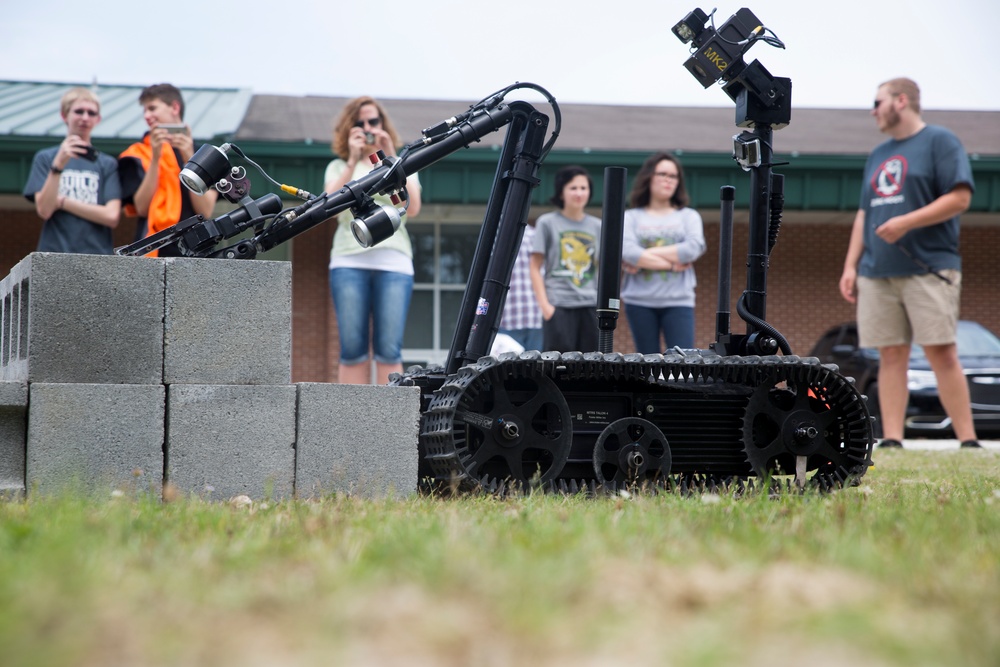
left=742, top=365, right=873, bottom=490
left=420, top=355, right=573, bottom=491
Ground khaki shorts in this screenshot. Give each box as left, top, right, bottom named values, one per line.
left=856, top=270, right=961, bottom=348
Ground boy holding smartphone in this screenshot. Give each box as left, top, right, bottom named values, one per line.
left=118, top=83, right=218, bottom=256
left=23, top=87, right=122, bottom=254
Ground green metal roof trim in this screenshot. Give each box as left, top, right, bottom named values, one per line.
left=0, top=80, right=252, bottom=142
left=3, top=136, right=998, bottom=213
left=175, top=142, right=1000, bottom=214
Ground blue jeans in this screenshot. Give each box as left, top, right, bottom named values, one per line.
left=329, top=268, right=413, bottom=365
left=625, top=304, right=695, bottom=353
left=499, top=327, right=544, bottom=352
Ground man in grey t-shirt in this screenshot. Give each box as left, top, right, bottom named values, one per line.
left=838, top=77, right=979, bottom=449
left=23, top=87, right=122, bottom=255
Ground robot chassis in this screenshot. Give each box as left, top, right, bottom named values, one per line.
left=119, top=18, right=875, bottom=494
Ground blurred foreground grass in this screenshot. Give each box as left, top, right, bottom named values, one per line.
left=1, top=449, right=998, bottom=667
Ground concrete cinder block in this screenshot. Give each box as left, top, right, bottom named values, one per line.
left=0, top=382, right=28, bottom=496
left=163, top=258, right=291, bottom=385
left=0, top=252, right=165, bottom=384
left=295, top=383, right=420, bottom=499
left=26, top=383, right=165, bottom=495
left=166, top=384, right=296, bottom=500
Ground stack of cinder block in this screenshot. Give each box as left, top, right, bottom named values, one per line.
left=0, top=253, right=419, bottom=500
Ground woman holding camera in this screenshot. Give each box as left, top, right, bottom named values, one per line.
left=621, top=151, right=706, bottom=353
left=324, top=96, right=422, bottom=384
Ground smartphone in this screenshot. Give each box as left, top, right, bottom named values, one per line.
left=159, top=123, right=189, bottom=134
left=77, top=145, right=98, bottom=161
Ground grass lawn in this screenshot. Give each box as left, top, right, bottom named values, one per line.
left=1, top=448, right=997, bottom=667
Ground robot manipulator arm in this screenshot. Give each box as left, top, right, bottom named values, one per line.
left=113, top=146, right=403, bottom=259
left=114, top=192, right=284, bottom=258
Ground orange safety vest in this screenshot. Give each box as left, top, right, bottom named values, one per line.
left=119, top=136, right=183, bottom=257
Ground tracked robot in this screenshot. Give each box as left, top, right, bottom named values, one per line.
left=119, top=8, right=875, bottom=493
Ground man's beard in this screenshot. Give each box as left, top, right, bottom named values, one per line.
left=881, top=107, right=901, bottom=132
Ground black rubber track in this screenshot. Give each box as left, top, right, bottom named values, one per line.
left=395, top=350, right=875, bottom=495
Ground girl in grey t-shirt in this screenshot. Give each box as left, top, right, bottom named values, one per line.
left=530, top=165, right=601, bottom=352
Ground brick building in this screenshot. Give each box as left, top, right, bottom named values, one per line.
left=2, top=80, right=998, bottom=382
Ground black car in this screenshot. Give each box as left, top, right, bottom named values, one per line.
left=809, top=320, right=1000, bottom=438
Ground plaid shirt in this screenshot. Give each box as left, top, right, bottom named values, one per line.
left=499, top=225, right=543, bottom=330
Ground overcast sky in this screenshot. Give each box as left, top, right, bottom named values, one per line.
left=2, top=0, right=998, bottom=111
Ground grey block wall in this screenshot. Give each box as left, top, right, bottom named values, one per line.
left=167, top=384, right=296, bottom=500
left=26, top=383, right=165, bottom=495
left=295, top=383, right=420, bottom=498
left=163, top=258, right=291, bottom=385
left=2, top=253, right=421, bottom=502
left=0, top=382, right=27, bottom=495
left=0, top=253, right=165, bottom=384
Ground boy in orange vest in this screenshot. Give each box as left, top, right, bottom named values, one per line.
left=119, top=83, right=218, bottom=256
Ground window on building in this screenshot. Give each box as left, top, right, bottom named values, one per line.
left=403, top=221, right=481, bottom=367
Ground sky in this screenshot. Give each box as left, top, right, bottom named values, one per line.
left=2, top=0, right=999, bottom=111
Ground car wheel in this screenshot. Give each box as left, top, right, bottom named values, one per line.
left=865, top=381, right=883, bottom=438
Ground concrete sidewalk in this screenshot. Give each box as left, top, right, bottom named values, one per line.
left=890, top=439, right=1000, bottom=451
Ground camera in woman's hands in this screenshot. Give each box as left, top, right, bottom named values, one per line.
left=364, top=132, right=375, bottom=145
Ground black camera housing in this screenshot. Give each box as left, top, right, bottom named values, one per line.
left=78, top=145, right=98, bottom=161
left=179, top=144, right=232, bottom=195
left=728, top=60, right=791, bottom=128
left=678, top=7, right=762, bottom=88
left=671, top=8, right=709, bottom=43
left=673, top=7, right=790, bottom=128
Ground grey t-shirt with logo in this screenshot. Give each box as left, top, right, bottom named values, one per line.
left=858, top=125, right=974, bottom=278
left=532, top=210, right=601, bottom=308
left=23, top=145, right=122, bottom=255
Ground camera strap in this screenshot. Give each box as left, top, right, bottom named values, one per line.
left=896, top=245, right=953, bottom=285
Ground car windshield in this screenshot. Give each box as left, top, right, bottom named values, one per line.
left=911, top=321, right=1000, bottom=360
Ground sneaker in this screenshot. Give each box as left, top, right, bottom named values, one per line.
left=960, top=440, right=982, bottom=448
left=878, top=439, right=903, bottom=448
